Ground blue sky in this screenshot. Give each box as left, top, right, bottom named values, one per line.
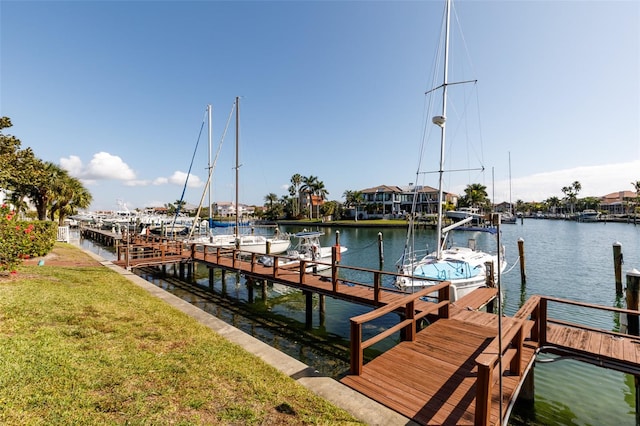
left=1, top=0, right=638, bottom=211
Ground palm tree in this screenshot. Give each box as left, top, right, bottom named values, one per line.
left=50, top=176, right=92, bottom=225
left=545, top=196, right=561, bottom=215
left=300, top=175, right=319, bottom=219
left=28, top=161, right=66, bottom=220
left=632, top=181, right=640, bottom=217
left=463, top=183, right=489, bottom=212
left=343, top=190, right=363, bottom=220
left=290, top=174, right=303, bottom=217
left=264, top=193, right=278, bottom=209
left=311, top=180, right=329, bottom=220
left=561, top=181, right=581, bottom=214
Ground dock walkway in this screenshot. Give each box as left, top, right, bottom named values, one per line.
left=108, top=236, right=640, bottom=425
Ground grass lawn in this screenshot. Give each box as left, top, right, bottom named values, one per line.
left=0, top=244, right=362, bottom=425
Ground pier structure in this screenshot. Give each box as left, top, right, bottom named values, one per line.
left=95, top=234, right=640, bottom=425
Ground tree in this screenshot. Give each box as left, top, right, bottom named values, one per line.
left=342, top=190, right=363, bottom=220
left=459, top=183, right=489, bottom=211
left=289, top=174, right=303, bottom=218
left=561, top=181, right=581, bottom=214
left=632, top=181, right=640, bottom=216
left=49, top=174, right=93, bottom=225
left=300, top=175, right=319, bottom=219
left=264, top=192, right=278, bottom=208
left=26, top=161, right=66, bottom=220
left=263, top=192, right=279, bottom=220
left=0, top=117, right=41, bottom=214
left=311, top=180, right=328, bottom=220
left=545, top=196, right=561, bottom=215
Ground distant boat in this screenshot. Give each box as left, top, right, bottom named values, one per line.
left=258, top=231, right=347, bottom=272
left=200, top=232, right=291, bottom=255
left=445, top=207, right=484, bottom=223
left=395, top=0, right=506, bottom=301
left=578, top=209, right=600, bottom=222
left=502, top=152, right=517, bottom=224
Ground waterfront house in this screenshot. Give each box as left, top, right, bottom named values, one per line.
left=600, top=191, right=638, bottom=216
left=356, top=184, right=458, bottom=219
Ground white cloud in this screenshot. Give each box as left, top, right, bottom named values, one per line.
left=481, top=161, right=640, bottom=203
left=59, top=155, right=83, bottom=175
left=60, top=152, right=136, bottom=181
left=124, top=180, right=151, bottom=187
left=167, top=171, right=203, bottom=188
left=153, top=177, right=169, bottom=185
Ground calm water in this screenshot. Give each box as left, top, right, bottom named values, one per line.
left=80, top=219, right=640, bottom=425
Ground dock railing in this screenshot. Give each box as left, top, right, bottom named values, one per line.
left=116, top=236, right=185, bottom=268
left=474, top=294, right=640, bottom=425
left=348, top=283, right=450, bottom=375
left=191, top=242, right=411, bottom=300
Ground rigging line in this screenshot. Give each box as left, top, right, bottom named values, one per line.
left=502, top=256, right=520, bottom=274
left=189, top=100, right=237, bottom=241
left=419, top=166, right=484, bottom=175
left=172, top=108, right=208, bottom=231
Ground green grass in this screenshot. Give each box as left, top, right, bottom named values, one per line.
left=0, top=245, right=363, bottom=425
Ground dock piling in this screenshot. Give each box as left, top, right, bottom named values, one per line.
left=613, top=242, right=623, bottom=293
left=625, top=269, right=640, bottom=336
left=518, top=238, right=526, bottom=285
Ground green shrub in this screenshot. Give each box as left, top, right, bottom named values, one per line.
left=0, top=204, right=56, bottom=272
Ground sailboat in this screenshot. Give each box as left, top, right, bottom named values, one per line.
left=394, top=0, right=506, bottom=302
left=187, top=99, right=290, bottom=255
left=502, top=152, right=517, bottom=224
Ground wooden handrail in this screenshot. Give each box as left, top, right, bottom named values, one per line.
left=349, top=283, right=450, bottom=375
left=474, top=317, right=526, bottom=426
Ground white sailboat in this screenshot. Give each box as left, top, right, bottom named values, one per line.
left=394, top=0, right=506, bottom=302
left=187, top=99, right=290, bottom=255
left=502, top=152, right=517, bottom=224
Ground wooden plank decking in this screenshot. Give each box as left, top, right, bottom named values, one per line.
left=341, top=310, right=536, bottom=426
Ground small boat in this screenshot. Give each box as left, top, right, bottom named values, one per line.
left=395, top=0, right=506, bottom=301
left=202, top=232, right=291, bottom=255
left=578, top=209, right=600, bottom=222
left=258, top=231, right=347, bottom=272
left=445, top=207, right=483, bottom=222
left=501, top=212, right=517, bottom=224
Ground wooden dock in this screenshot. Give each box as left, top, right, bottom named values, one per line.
left=109, top=237, right=640, bottom=425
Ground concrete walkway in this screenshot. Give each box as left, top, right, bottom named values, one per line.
left=83, top=249, right=415, bottom=426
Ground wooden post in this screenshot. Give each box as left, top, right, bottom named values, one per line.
left=520, top=370, right=535, bottom=402
left=484, top=261, right=494, bottom=288
left=319, top=294, right=325, bottom=325
left=518, top=238, right=526, bottom=285
left=626, top=269, right=640, bottom=336
left=247, top=278, right=254, bottom=303
left=378, top=232, right=384, bottom=270
left=304, top=290, right=313, bottom=329
left=208, top=266, right=214, bottom=290
left=613, top=242, right=623, bottom=293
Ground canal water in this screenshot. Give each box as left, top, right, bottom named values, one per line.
left=80, top=219, right=640, bottom=425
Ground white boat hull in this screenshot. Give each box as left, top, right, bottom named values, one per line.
left=191, top=234, right=291, bottom=255
left=395, top=246, right=506, bottom=301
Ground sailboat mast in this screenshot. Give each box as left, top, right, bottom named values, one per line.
left=208, top=104, right=212, bottom=223
left=235, top=96, right=240, bottom=238
left=509, top=151, right=513, bottom=214
left=435, top=0, right=451, bottom=259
